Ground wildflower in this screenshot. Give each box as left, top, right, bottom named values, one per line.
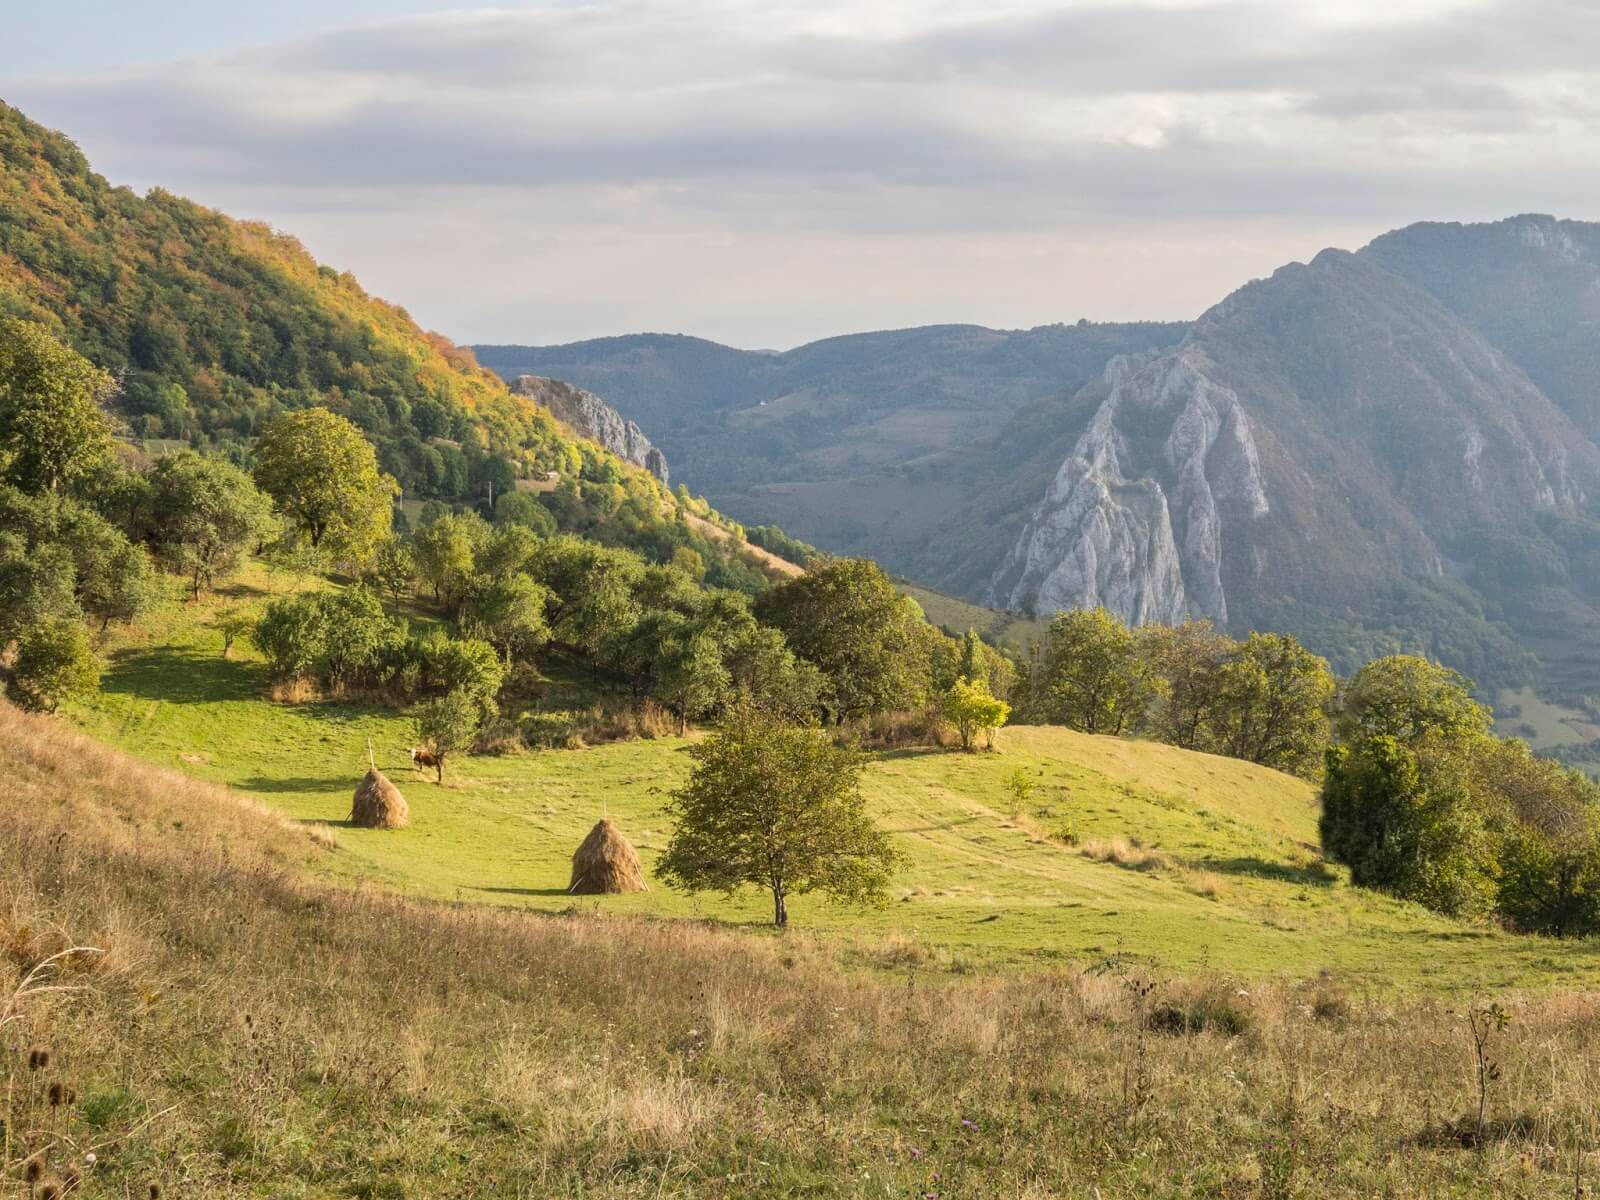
left=84, top=1152, right=97, bottom=1164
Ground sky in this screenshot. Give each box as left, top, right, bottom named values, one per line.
left=8, top=0, right=1600, bottom=349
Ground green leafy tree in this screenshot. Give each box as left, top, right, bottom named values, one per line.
left=413, top=688, right=486, bottom=784
left=658, top=703, right=901, bottom=926
left=461, top=573, right=552, bottom=666
left=9, top=618, right=101, bottom=712
left=1138, top=619, right=1233, bottom=751
left=650, top=619, right=731, bottom=734
left=475, top=523, right=542, bottom=583
left=1032, top=607, right=1158, bottom=735
left=1319, top=734, right=1496, bottom=916
left=492, top=489, right=557, bottom=536
left=0, top=536, right=77, bottom=645
left=363, top=536, right=418, bottom=603
left=0, top=318, right=114, bottom=493
left=723, top=624, right=827, bottom=719
left=253, top=408, right=395, bottom=562
left=1210, top=632, right=1335, bottom=779
left=146, top=452, right=279, bottom=597
left=421, top=635, right=505, bottom=708
left=252, top=594, right=322, bottom=684
left=213, top=605, right=254, bottom=659
left=754, top=558, right=929, bottom=721
left=1475, top=738, right=1600, bottom=937
left=941, top=675, right=1011, bottom=751
left=533, top=536, right=643, bottom=665
left=1496, top=822, right=1600, bottom=938
left=412, top=512, right=489, bottom=613
left=1337, top=655, right=1493, bottom=746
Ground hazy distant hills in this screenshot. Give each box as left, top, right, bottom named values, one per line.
left=474, top=321, right=1190, bottom=596
left=476, top=216, right=1600, bottom=703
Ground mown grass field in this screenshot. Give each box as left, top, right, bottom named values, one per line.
left=17, top=701, right=1600, bottom=1198
left=900, top=581, right=1048, bottom=651
left=63, top=563, right=1600, bottom=990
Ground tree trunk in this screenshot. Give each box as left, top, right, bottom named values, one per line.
left=772, top=880, right=788, bottom=928
left=435, top=756, right=444, bottom=785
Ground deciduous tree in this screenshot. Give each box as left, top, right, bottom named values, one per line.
left=0, top=319, right=114, bottom=493
left=253, top=408, right=395, bottom=562
left=659, top=703, right=900, bottom=926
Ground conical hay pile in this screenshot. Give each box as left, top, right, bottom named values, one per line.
left=350, top=767, right=409, bottom=829
left=568, top=818, right=646, bottom=894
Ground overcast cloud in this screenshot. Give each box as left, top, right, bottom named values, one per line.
left=8, top=0, right=1599, bottom=347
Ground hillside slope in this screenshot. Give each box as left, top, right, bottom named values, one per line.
left=0, top=99, right=783, bottom=591
left=12, top=700, right=1600, bottom=1197
left=474, top=321, right=1189, bottom=592
left=59, top=563, right=1600, bottom=985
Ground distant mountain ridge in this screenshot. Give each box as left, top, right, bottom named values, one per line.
left=475, top=216, right=1600, bottom=703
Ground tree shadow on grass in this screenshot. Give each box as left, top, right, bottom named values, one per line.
left=236, top=775, right=347, bottom=795
left=475, top=886, right=578, bottom=898
left=876, top=747, right=954, bottom=762
left=1197, top=855, right=1338, bottom=886
left=101, top=647, right=261, bottom=705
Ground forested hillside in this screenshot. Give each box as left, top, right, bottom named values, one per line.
left=474, top=321, right=1189, bottom=591
left=0, top=100, right=782, bottom=592
left=481, top=217, right=1600, bottom=711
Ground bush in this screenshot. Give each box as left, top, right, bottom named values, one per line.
left=1145, top=978, right=1254, bottom=1037
left=10, top=618, right=101, bottom=712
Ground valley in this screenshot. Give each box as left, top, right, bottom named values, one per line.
left=6, top=76, right=1600, bottom=1198
left=60, top=561, right=1600, bottom=988
left=478, top=217, right=1600, bottom=706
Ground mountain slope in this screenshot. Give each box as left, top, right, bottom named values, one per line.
left=11, top=699, right=1600, bottom=1197
left=996, top=242, right=1600, bottom=687
left=509, top=373, right=669, bottom=482
left=483, top=218, right=1600, bottom=698
left=0, top=99, right=784, bottom=590
left=475, top=320, right=1189, bottom=592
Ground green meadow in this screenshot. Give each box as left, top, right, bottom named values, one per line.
left=67, top=563, right=1600, bottom=989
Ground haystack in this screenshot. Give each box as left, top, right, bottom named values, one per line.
left=568, top=818, right=646, bottom=894
left=350, top=767, right=409, bottom=829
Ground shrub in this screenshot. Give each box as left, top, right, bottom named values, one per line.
left=940, top=675, right=1010, bottom=751
left=1144, top=979, right=1254, bottom=1038
left=9, top=618, right=101, bottom=712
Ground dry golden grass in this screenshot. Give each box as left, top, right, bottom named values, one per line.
left=4, top=700, right=1600, bottom=1196
left=1080, top=835, right=1175, bottom=872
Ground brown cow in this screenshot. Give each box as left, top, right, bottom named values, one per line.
left=407, top=746, right=439, bottom=769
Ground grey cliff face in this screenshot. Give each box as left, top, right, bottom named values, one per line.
left=988, top=352, right=1268, bottom=628
left=509, top=375, right=669, bottom=484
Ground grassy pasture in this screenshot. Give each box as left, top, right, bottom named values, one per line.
left=64, top=563, right=1600, bottom=989
left=8, top=699, right=1600, bottom=1197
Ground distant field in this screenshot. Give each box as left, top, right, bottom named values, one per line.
left=61, top=561, right=1600, bottom=990
left=1494, top=686, right=1600, bottom=749
left=901, top=581, right=1047, bottom=650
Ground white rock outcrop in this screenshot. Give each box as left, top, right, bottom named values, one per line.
left=510, top=375, right=669, bottom=484
left=988, top=352, right=1268, bottom=628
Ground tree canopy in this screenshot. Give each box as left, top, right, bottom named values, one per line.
left=0, top=318, right=114, bottom=493
left=253, top=408, right=395, bottom=562
left=658, top=703, right=900, bottom=926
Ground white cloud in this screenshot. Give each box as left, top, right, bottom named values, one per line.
left=7, top=0, right=1599, bottom=346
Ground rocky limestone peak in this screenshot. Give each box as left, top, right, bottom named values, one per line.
left=509, top=375, right=669, bottom=484
left=987, top=351, right=1268, bottom=629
